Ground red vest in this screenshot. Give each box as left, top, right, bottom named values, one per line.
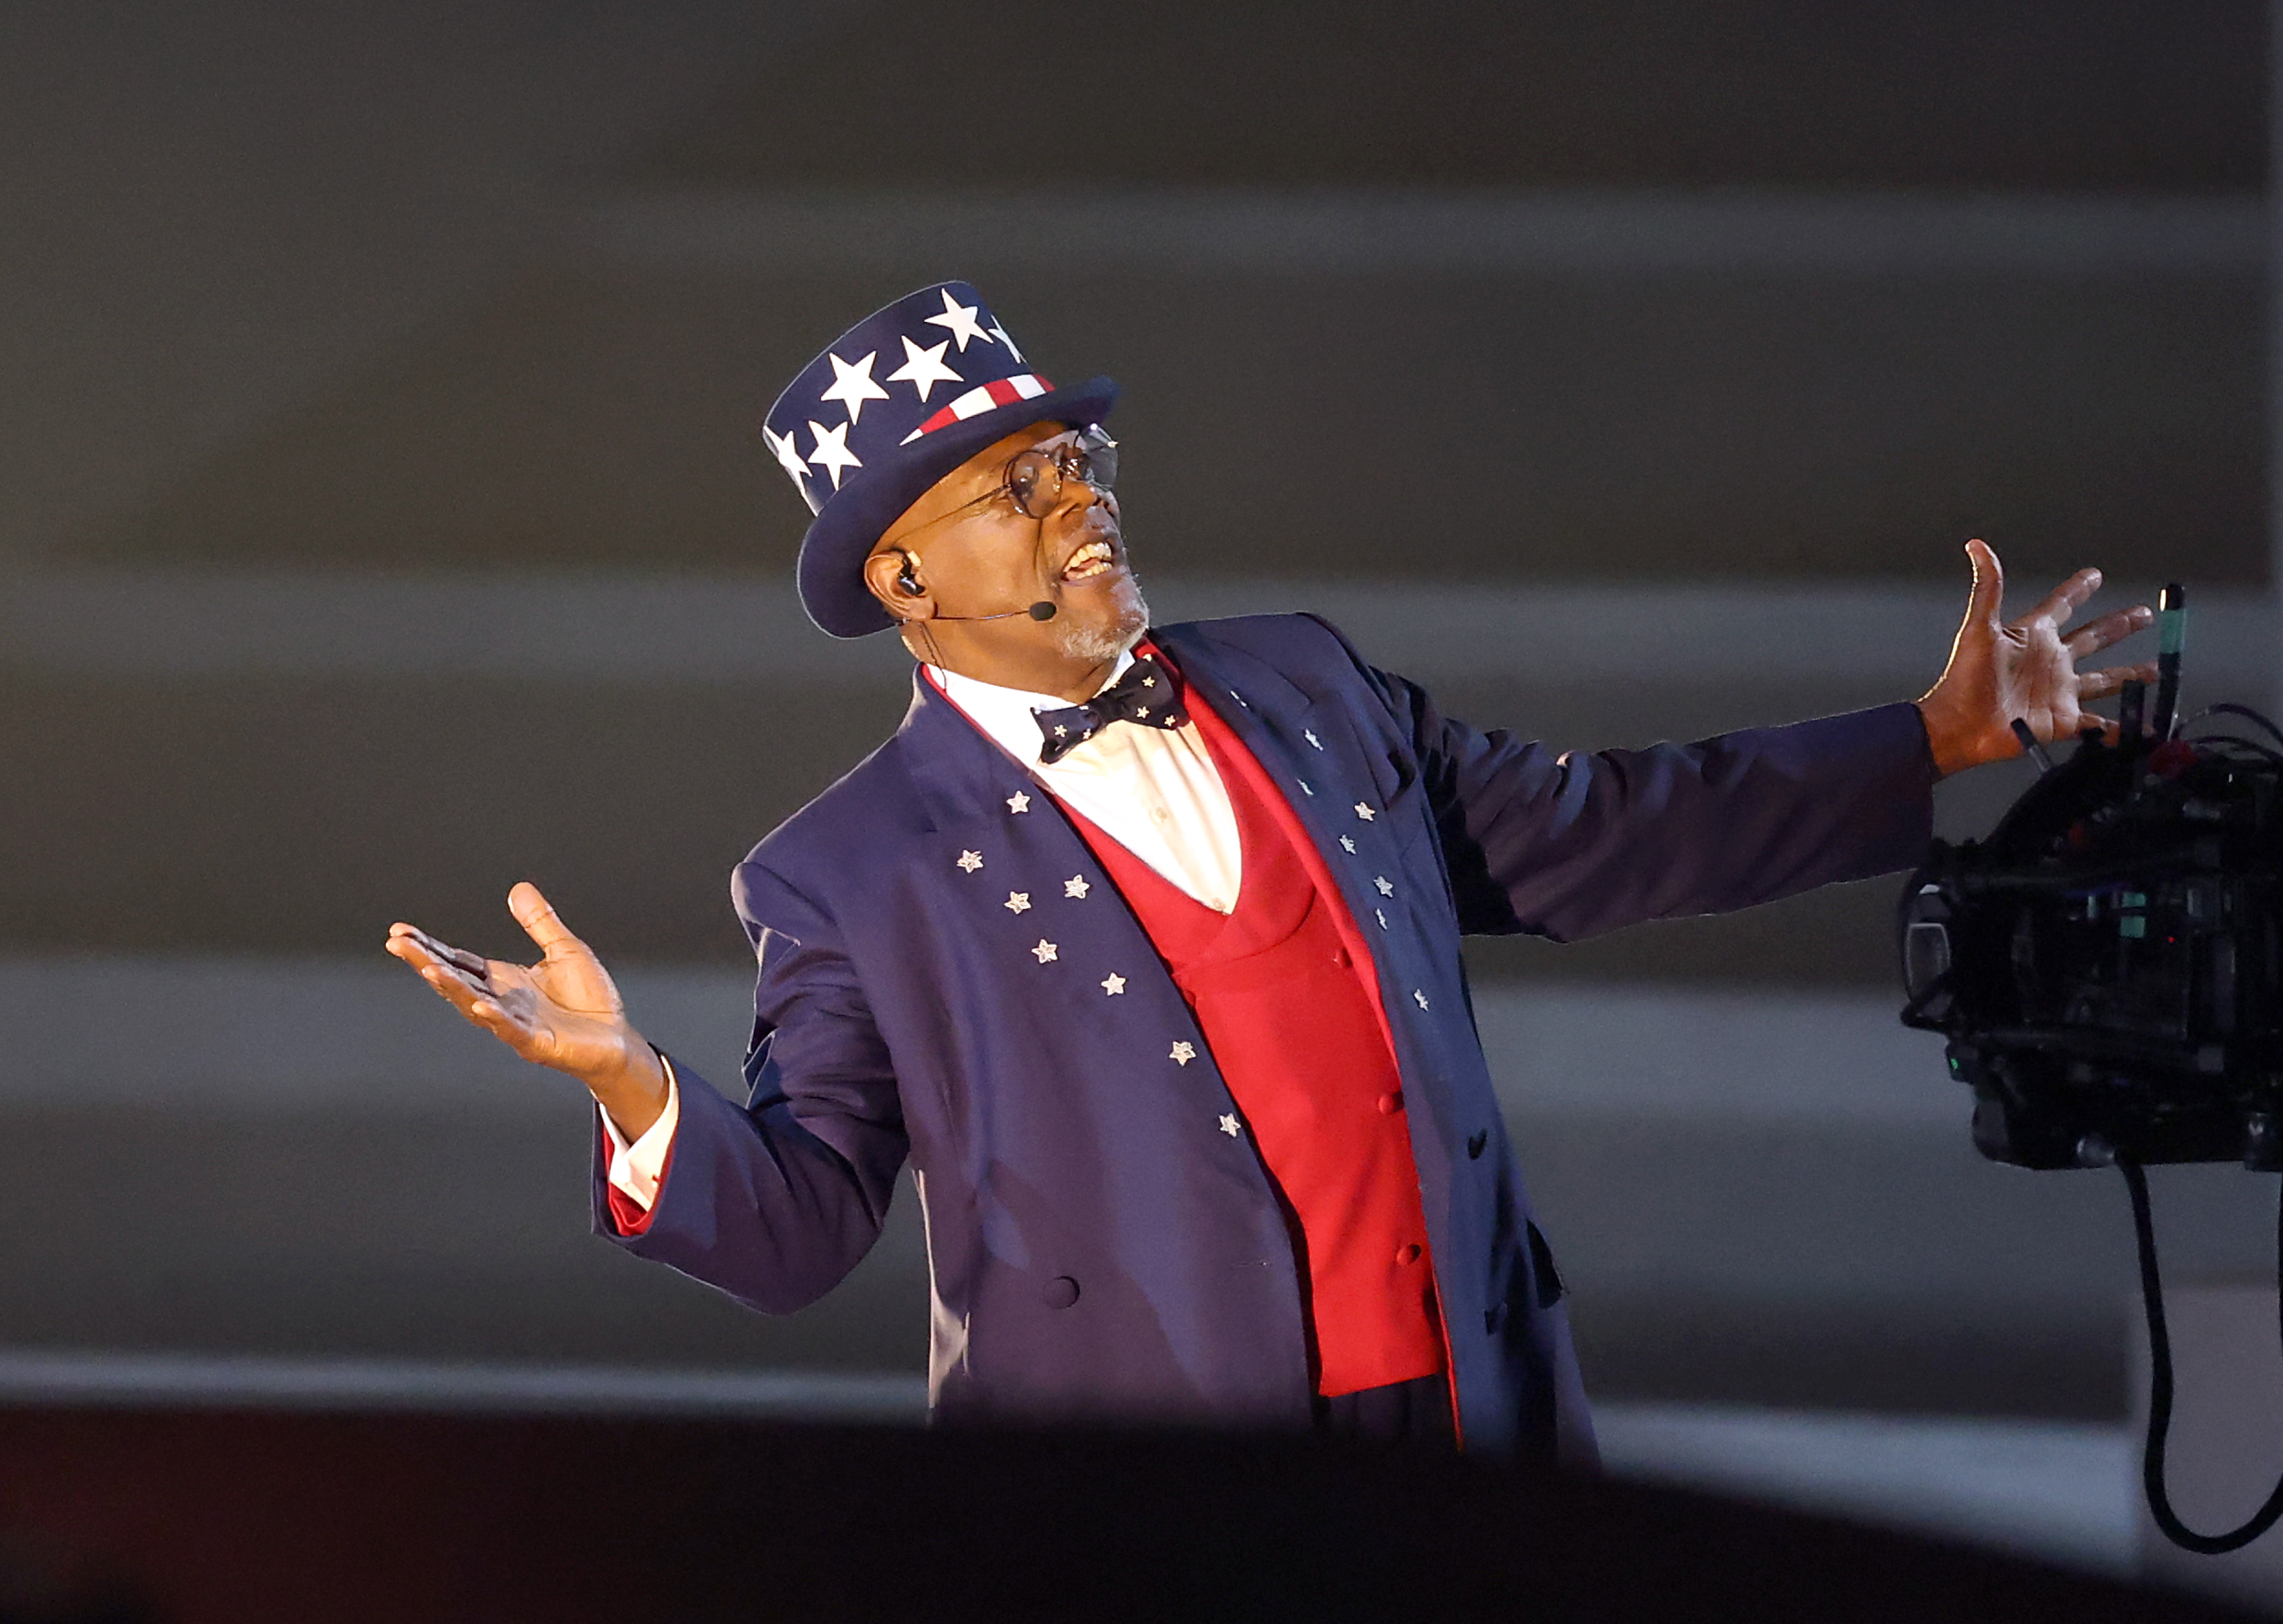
left=1059, top=685, right=1446, bottom=1397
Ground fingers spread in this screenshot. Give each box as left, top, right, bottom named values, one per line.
left=2062, top=605, right=2153, bottom=661
left=2077, top=662, right=2161, bottom=702
left=509, top=881, right=581, bottom=956
left=2022, top=567, right=2103, bottom=630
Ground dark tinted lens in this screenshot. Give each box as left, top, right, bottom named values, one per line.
left=1005, top=451, right=1056, bottom=518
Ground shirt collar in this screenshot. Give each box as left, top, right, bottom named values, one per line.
left=930, top=650, right=1136, bottom=768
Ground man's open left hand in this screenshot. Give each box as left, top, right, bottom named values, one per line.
left=1916, top=538, right=2157, bottom=778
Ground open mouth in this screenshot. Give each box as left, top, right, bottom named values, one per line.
left=1058, top=537, right=1119, bottom=583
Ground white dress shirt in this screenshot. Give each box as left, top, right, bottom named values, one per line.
left=602, top=650, right=1246, bottom=1213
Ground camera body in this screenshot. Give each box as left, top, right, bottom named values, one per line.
left=1900, top=726, right=2283, bottom=1170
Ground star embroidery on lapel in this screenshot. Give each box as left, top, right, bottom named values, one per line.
left=1339, top=836, right=1356, bottom=853
left=1007, top=792, right=1031, bottom=814
left=926, top=289, right=992, bottom=350
left=1374, top=908, right=1389, bottom=930
left=1218, top=1113, right=1242, bottom=1137
left=819, top=350, right=890, bottom=424
left=1304, top=730, right=1323, bottom=750
left=1353, top=802, right=1376, bottom=821
left=1170, top=1041, right=1197, bottom=1066
left=1413, top=989, right=1431, bottom=1010
left=805, top=419, right=862, bottom=490
left=957, top=850, right=983, bottom=873
left=1031, top=939, right=1058, bottom=963
left=1374, top=876, right=1395, bottom=896
left=885, top=334, right=961, bottom=401
left=1101, top=972, right=1126, bottom=995
left=1065, top=876, right=1090, bottom=899
left=1005, top=892, right=1031, bottom=913
left=1297, top=780, right=1314, bottom=796
left=1230, top=690, right=1248, bottom=708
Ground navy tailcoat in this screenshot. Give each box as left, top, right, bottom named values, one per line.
left=596, top=613, right=1935, bottom=1459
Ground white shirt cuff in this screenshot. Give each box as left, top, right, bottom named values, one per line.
left=599, top=1058, right=680, bottom=1213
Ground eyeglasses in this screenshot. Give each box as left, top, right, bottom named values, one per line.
left=905, top=425, right=1119, bottom=538
left=1000, top=424, right=1119, bottom=519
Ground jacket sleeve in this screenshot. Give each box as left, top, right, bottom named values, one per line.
left=1312, top=619, right=1938, bottom=943
left=592, top=857, right=909, bottom=1314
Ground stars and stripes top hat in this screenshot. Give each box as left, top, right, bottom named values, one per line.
left=763, top=282, right=1118, bottom=638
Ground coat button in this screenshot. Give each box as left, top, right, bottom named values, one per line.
left=1395, top=1243, right=1422, bottom=1265
left=1330, top=947, right=1348, bottom=967
left=1377, top=1091, right=1404, bottom=1115
left=1043, top=1276, right=1081, bottom=1309
left=1467, top=1129, right=1489, bottom=1159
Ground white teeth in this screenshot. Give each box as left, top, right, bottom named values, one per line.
left=1062, top=540, right=1114, bottom=579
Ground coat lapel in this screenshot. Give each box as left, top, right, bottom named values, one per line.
left=1153, top=627, right=1407, bottom=989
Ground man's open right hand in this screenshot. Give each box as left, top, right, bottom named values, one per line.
left=386, top=881, right=670, bottom=1140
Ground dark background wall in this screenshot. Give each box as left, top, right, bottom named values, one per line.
left=0, top=0, right=2269, bottom=1422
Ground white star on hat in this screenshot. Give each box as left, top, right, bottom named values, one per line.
left=887, top=335, right=962, bottom=401
left=987, top=318, right=1024, bottom=363
left=927, top=289, right=992, bottom=351
left=806, top=419, right=862, bottom=490
left=762, top=425, right=809, bottom=483
left=820, top=351, right=890, bottom=425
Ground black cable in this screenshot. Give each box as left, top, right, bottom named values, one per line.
left=2191, top=703, right=2283, bottom=753
left=2125, top=1159, right=2283, bottom=1553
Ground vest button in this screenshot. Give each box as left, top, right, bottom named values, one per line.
left=1043, top=1275, right=1081, bottom=1309
left=1395, top=1243, right=1422, bottom=1266
left=1330, top=948, right=1348, bottom=967
left=1377, top=1091, right=1403, bottom=1115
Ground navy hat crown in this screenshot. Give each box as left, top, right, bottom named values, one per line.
left=764, top=282, right=1118, bottom=640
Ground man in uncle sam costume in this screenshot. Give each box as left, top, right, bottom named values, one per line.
left=389, top=282, right=2157, bottom=1456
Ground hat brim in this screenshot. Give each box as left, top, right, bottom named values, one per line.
left=795, top=376, right=1121, bottom=638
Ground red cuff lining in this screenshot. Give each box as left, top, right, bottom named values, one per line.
left=601, top=1117, right=673, bottom=1237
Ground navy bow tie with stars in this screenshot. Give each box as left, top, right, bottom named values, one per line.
left=1033, top=654, right=1188, bottom=764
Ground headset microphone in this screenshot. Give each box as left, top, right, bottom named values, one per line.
left=927, top=600, right=1058, bottom=624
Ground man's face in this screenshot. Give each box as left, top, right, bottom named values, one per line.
left=866, top=422, right=1147, bottom=667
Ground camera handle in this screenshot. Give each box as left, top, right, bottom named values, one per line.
left=2124, top=1158, right=2283, bottom=1553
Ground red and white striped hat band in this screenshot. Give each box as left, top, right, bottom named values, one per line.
left=898, top=373, right=1057, bottom=444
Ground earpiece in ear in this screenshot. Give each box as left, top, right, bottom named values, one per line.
left=896, top=553, right=923, bottom=597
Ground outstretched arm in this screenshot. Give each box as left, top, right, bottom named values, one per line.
left=1343, top=543, right=2154, bottom=943
left=385, top=877, right=903, bottom=1313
